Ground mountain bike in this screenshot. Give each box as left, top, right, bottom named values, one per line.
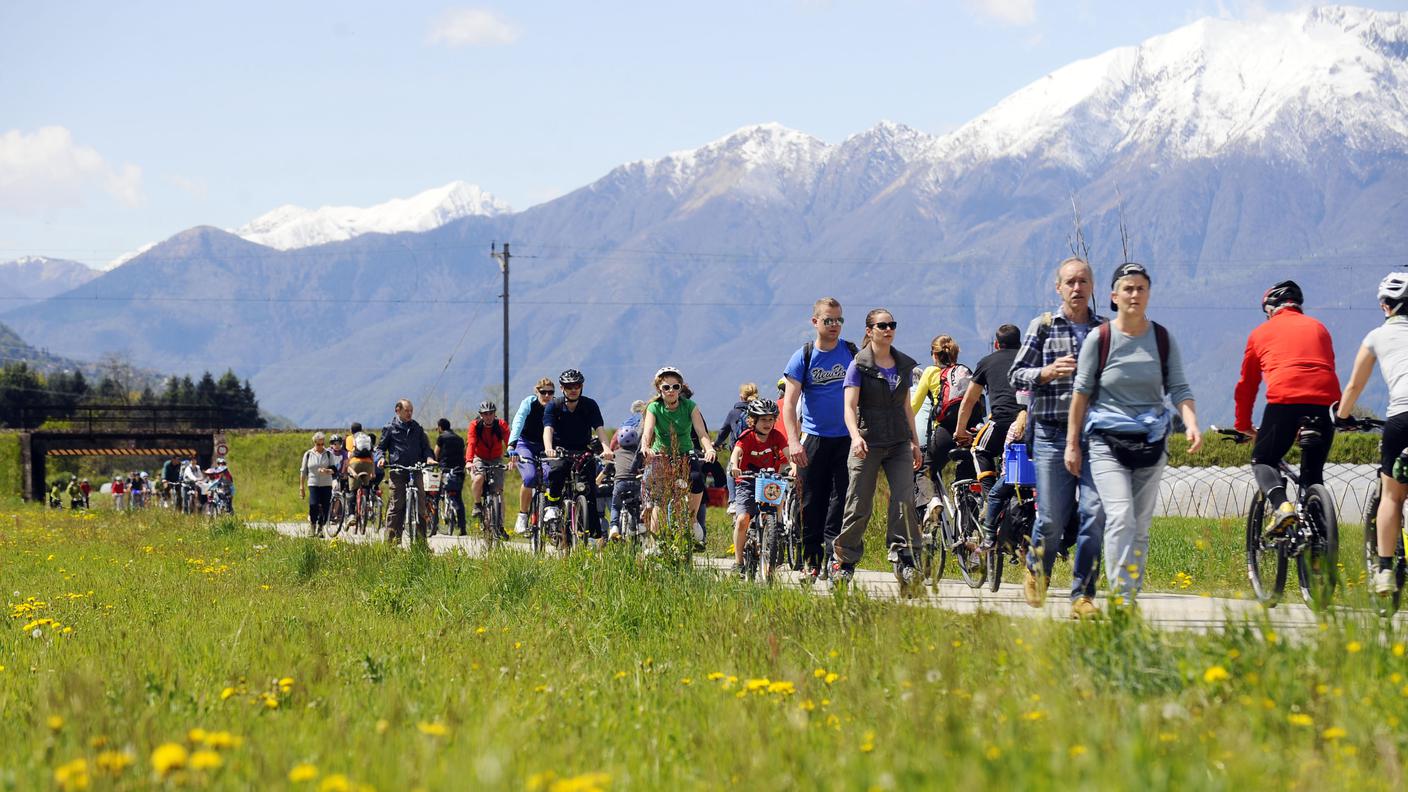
left=427, top=465, right=466, bottom=537
left=780, top=475, right=803, bottom=570
left=612, top=473, right=646, bottom=548
left=387, top=462, right=439, bottom=546
left=923, top=447, right=987, bottom=588
left=1215, top=421, right=1348, bottom=609
left=326, top=478, right=353, bottom=538
left=204, top=480, right=233, bottom=517
left=545, top=450, right=597, bottom=553
left=736, top=470, right=794, bottom=583
left=473, top=462, right=504, bottom=546
left=1346, top=419, right=1407, bottom=617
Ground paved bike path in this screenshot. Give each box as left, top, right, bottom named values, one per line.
left=256, top=522, right=1401, bottom=634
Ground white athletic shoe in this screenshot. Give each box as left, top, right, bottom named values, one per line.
left=608, top=525, right=622, bottom=541
left=543, top=506, right=561, bottom=524
left=692, top=522, right=706, bottom=543
left=1374, top=567, right=1398, bottom=596
left=514, top=513, right=530, bottom=535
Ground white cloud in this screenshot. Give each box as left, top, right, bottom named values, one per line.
left=0, top=126, right=143, bottom=214
left=428, top=7, right=520, bottom=47
left=964, top=0, right=1037, bottom=26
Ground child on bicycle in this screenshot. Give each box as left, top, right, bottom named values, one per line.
left=726, top=399, right=790, bottom=576
left=607, top=423, right=645, bottom=540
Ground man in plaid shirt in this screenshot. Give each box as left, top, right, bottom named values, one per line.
left=1008, top=257, right=1108, bottom=618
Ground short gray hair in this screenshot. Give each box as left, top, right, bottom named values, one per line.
left=1054, top=256, right=1093, bottom=285
left=312, top=431, right=326, bottom=443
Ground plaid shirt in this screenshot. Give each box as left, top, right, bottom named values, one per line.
left=1007, top=308, right=1107, bottom=427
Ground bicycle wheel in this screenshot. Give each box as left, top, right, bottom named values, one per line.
left=1363, top=479, right=1407, bottom=617
left=486, top=494, right=502, bottom=545
left=743, top=530, right=759, bottom=581
left=930, top=504, right=950, bottom=584
left=761, top=513, right=781, bottom=583
left=950, top=492, right=986, bottom=588
left=1245, top=492, right=1287, bottom=607
left=1297, top=484, right=1339, bottom=610
left=784, top=488, right=804, bottom=570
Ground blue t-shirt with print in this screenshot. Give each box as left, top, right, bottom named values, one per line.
left=783, top=342, right=856, bottom=438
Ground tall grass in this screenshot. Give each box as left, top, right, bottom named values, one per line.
left=3, top=508, right=1407, bottom=790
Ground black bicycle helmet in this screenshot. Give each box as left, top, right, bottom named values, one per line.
left=559, top=369, right=585, bottom=386
left=478, top=400, right=497, bottom=413
left=1262, top=280, right=1303, bottom=313
left=746, top=398, right=780, bottom=418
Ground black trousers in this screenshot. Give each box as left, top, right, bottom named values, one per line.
left=308, top=485, right=332, bottom=528
left=801, top=434, right=851, bottom=568
left=1252, top=403, right=1334, bottom=507
left=546, top=454, right=602, bottom=537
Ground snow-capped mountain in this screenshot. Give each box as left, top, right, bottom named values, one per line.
left=231, top=181, right=510, bottom=250
left=928, top=5, right=1408, bottom=176
left=7, top=5, right=1408, bottom=426
left=0, top=256, right=99, bottom=307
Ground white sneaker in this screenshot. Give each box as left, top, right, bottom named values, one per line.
left=726, top=503, right=738, bottom=515
left=514, top=513, right=529, bottom=535
left=692, top=522, right=706, bottom=543
left=543, top=506, right=561, bottom=524
left=1374, top=567, right=1398, bottom=596
left=608, top=525, right=622, bottom=541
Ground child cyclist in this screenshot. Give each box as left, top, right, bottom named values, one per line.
left=726, top=398, right=791, bottom=576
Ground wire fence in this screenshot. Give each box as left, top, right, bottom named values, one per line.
left=1157, top=464, right=1379, bottom=521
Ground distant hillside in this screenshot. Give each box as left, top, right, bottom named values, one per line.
left=0, top=256, right=99, bottom=309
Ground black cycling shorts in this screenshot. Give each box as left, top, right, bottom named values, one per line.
left=1381, top=413, right=1408, bottom=478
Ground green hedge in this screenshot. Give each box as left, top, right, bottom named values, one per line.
left=0, top=432, right=18, bottom=502
left=1165, top=430, right=1380, bottom=467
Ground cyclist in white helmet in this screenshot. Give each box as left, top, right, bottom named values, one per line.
left=1336, top=272, right=1408, bottom=596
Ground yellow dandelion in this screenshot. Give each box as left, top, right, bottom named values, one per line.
left=800, top=699, right=816, bottom=711
left=768, top=681, right=796, bottom=695
left=706, top=672, right=725, bottom=681
left=416, top=721, right=449, bottom=737
left=1202, top=665, right=1231, bottom=683
left=824, top=672, right=839, bottom=685
left=94, top=750, right=133, bottom=775
left=1394, top=643, right=1405, bottom=657
left=279, top=676, right=296, bottom=693
left=983, top=745, right=1002, bottom=760
left=220, top=687, right=235, bottom=701
left=190, top=750, right=223, bottom=771
left=375, top=719, right=390, bottom=734
left=53, top=757, right=90, bottom=791
left=475, top=626, right=487, bottom=635
left=1021, top=710, right=1046, bottom=722
left=187, top=728, right=209, bottom=744
left=1069, top=744, right=1087, bottom=758
left=1322, top=726, right=1347, bottom=740
left=860, top=730, right=876, bottom=753
left=1287, top=713, right=1314, bottom=727
left=288, top=763, right=319, bottom=783
left=813, top=668, right=827, bottom=678
left=1346, top=641, right=1362, bottom=654
left=151, top=742, right=189, bottom=777
left=745, top=678, right=771, bottom=692
left=47, top=714, right=64, bottom=732
left=680, top=678, right=693, bottom=686
left=203, top=731, right=243, bottom=749
left=1157, top=733, right=1176, bottom=743
left=318, top=774, right=353, bottom=792
left=262, top=693, right=280, bottom=710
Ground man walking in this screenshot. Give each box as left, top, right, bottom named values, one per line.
left=1009, top=257, right=1107, bottom=618
left=783, top=297, right=859, bottom=582
left=377, top=399, right=437, bottom=545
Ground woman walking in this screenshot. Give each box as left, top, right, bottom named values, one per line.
left=1066, top=263, right=1201, bottom=614
left=832, top=309, right=924, bottom=587
left=639, top=366, right=717, bottom=545
left=300, top=432, right=339, bottom=537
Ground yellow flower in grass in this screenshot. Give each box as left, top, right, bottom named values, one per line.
left=319, top=774, right=352, bottom=792
left=190, top=750, right=223, bottom=771
left=95, top=750, right=133, bottom=775
left=288, top=763, right=319, bottom=783
left=1394, top=642, right=1405, bottom=657
left=47, top=714, right=65, bottom=732
left=220, top=686, right=237, bottom=701
left=1069, top=744, right=1088, bottom=758
left=262, top=693, right=281, bottom=710
left=767, top=681, right=796, bottom=695
left=1202, top=665, right=1230, bottom=684
left=1021, top=710, right=1046, bottom=722
left=187, top=728, right=208, bottom=744
left=203, top=730, right=243, bottom=749
left=813, top=668, right=827, bottom=678
left=1287, top=713, right=1314, bottom=727
left=744, top=678, right=771, bottom=693
left=417, top=721, right=449, bottom=737
left=983, top=745, right=1002, bottom=760
left=706, top=672, right=725, bottom=681
left=279, top=676, right=296, bottom=693
left=824, top=672, right=839, bottom=685
left=54, top=758, right=90, bottom=790
left=151, top=742, right=189, bottom=777
left=1322, top=726, right=1347, bottom=740
left=1346, top=641, right=1362, bottom=654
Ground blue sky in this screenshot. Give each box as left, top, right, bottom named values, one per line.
left=4, top=0, right=1407, bottom=266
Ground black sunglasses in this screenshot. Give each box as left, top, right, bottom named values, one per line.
left=537, top=389, right=555, bottom=395
left=868, top=321, right=898, bottom=331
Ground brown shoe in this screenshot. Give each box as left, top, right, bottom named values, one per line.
left=1023, top=568, right=1047, bottom=608
left=1070, top=596, right=1100, bottom=620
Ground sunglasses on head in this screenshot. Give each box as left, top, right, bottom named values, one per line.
left=868, top=321, right=898, bottom=331
left=660, top=383, right=682, bottom=392
left=819, top=317, right=844, bottom=327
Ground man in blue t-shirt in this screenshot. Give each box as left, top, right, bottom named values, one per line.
left=783, top=296, right=859, bottom=581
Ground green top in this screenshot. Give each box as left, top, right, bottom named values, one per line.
left=647, top=397, right=697, bottom=454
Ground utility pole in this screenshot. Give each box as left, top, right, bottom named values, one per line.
left=492, top=242, right=511, bottom=413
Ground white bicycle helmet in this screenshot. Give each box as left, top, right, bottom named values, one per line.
left=654, top=366, right=683, bottom=380
left=1378, top=272, right=1408, bottom=305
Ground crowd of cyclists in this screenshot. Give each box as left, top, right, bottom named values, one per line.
left=292, top=257, right=1408, bottom=617
left=46, top=454, right=235, bottom=515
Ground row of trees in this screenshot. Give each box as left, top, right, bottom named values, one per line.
left=0, top=363, right=265, bottom=429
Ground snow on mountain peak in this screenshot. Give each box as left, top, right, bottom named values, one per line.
left=232, top=181, right=510, bottom=250
left=931, top=5, right=1408, bottom=173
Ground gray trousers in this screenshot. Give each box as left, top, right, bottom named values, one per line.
left=1088, top=437, right=1167, bottom=600
left=833, top=441, right=917, bottom=566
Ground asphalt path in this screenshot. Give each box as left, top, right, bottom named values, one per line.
left=254, top=521, right=1404, bottom=634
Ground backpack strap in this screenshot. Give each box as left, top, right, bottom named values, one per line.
left=1089, top=322, right=1171, bottom=403
left=801, top=341, right=814, bottom=379
left=1089, top=322, right=1113, bottom=403
left=1153, top=322, right=1170, bottom=393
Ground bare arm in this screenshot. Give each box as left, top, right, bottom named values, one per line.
left=542, top=426, right=556, bottom=457
left=1064, top=391, right=1090, bottom=476
left=953, top=381, right=984, bottom=442
left=844, top=385, right=866, bottom=459
left=1337, top=344, right=1377, bottom=420
left=727, top=444, right=743, bottom=477
left=639, top=410, right=657, bottom=458
left=783, top=377, right=807, bottom=466
left=1178, top=399, right=1202, bottom=453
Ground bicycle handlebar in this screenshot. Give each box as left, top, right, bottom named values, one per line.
left=1210, top=425, right=1252, bottom=444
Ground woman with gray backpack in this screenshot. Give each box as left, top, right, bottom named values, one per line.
left=1065, top=263, right=1202, bottom=608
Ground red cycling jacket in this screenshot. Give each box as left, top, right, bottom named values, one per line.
left=1233, top=307, right=1341, bottom=431
left=465, top=418, right=509, bottom=461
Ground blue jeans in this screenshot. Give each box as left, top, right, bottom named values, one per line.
left=1027, top=422, right=1105, bottom=601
